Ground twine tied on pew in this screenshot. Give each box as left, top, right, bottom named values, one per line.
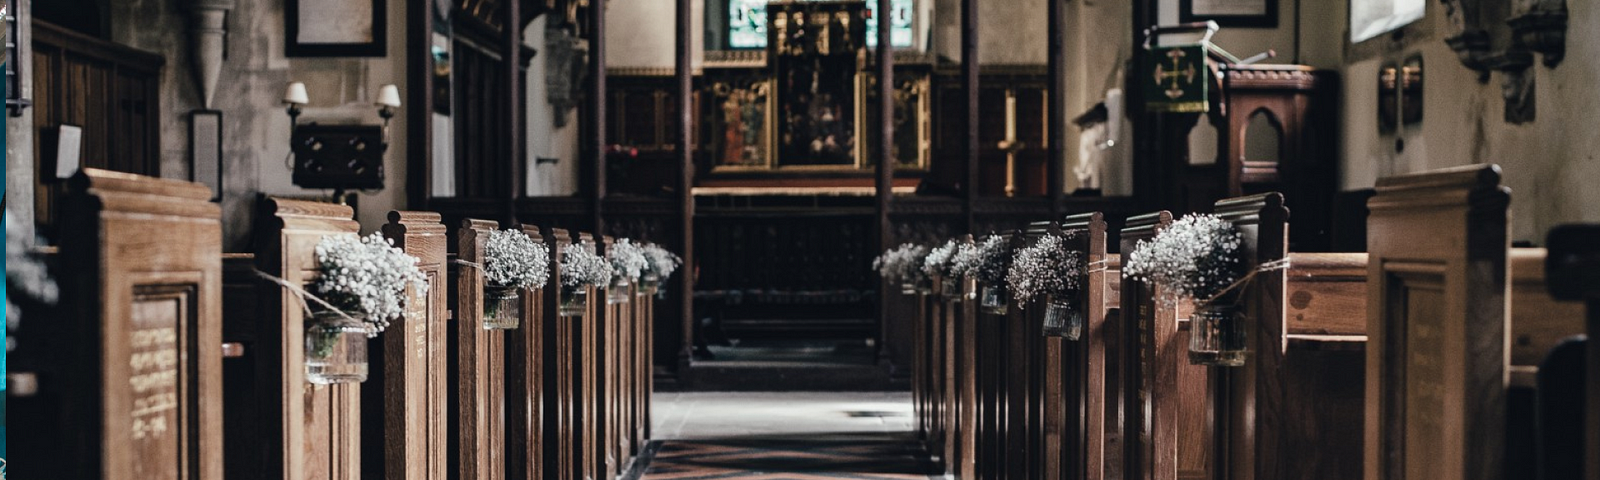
left=1192, top=257, right=1293, bottom=309
left=450, top=259, right=484, bottom=272
left=1088, top=259, right=1115, bottom=274
left=250, top=269, right=363, bottom=325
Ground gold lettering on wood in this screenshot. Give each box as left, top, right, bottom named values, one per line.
left=130, top=296, right=184, bottom=480
left=1404, top=285, right=1446, bottom=479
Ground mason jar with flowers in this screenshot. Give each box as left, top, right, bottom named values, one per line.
left=559, top=244, right=612, bottom=317
left=639, top=244, right=682, bottom=297
left=1123, top=214, right=1248, bottom=367
left=306, top=233, right=429, bottom=384
left=872, top=243, right=931, bottom=295
left=608, top=239, right=649, bottom=304
left=968, top=235, right=1015, bottom=315
left=1006, top=233, right=1087, bottom=339
left=924, top=240, right=961, bottom=299
left=481, top=229, right=550, bottom=330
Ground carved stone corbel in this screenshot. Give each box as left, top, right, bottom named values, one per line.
left=1487, top=49, right=1534, bottom=124
left=185, top=0, right=235, bottom=108
left=1508, top=0, right=1567, bottom=67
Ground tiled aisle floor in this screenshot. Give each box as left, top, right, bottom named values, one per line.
left=640, top=392, right=935, bottom=479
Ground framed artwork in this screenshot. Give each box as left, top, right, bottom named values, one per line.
left=286, top=0, right=387, bottom=57
left=190, top=110, right=223, bottom=201
left=1180, top=0, right=1277, bottom=28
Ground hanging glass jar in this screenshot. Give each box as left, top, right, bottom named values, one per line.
left=305, top=312, right=370, bottom=385
left=608, top=276, right=633, bottom=304
left=940, top=277, right=960, bottom=299
left=980, top=284, right=1009, bottom=315
left=1189, top=302, right=1247, bottom=367
left=914, top=278, right=933, bottom=295
left=639, top=274, right=662, bottom=296
left=483, top=286, right=522, bottom=330
left=1041, top=295, right=1084, bottom=340
left=560, top=285, right=589, bottom=317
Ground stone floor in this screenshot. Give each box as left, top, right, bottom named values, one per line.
left=639, top=392, right=934, bottom=479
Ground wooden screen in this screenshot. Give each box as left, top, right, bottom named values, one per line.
left=1365, top=164, right=1509, bottom=480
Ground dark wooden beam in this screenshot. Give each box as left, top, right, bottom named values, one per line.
left=876, top=0, right=896, bottom=365
left=675, top=0, right=696, bottom=380
left=962, top=0, right=979, bottom=232
left=405, top=0, right=434, bottom=211
left=1047, top=0, right=1065, bottom=215
left=504, top=0, right=523, bottom=226
left=1131, top=0, right=1160, bottom=211
left=589, top=0, right=608, bottom=234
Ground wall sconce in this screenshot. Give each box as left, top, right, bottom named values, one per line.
left=282, top=82, right=403, bottom=198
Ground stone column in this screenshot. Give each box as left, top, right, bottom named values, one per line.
left=185, top=0, right=235, bottom=108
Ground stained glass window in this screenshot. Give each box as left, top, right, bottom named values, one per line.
left=728, top=0, right=914, bottom=50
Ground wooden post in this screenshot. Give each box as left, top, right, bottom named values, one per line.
left=503, top=0, right=522, bottom=224
left=372, top=212, right=450, bottom=480
left=1545, top=224, right=1600, bottom=480
left=589, top=0, right=608, bottom=234
left=875, top=0, right=896, bottom=365
left=1063, top=212, right=1117, bottom=480
left=453, top=219, right=508, bottom=480
left=1047, top=0, right=1066, bottom=212
left=675, top=0, right=696, bottom=388
left=541, top=228, right=576, bottom=480
left=1365, top=164, right=1509, bottom=480
left=575, top=234, right=601, bottom=480
left=22, top=170, right=224, bottom=479
left=405, top=0, right=434, bottom=209
left=961, top=0, right=979, bottom=231
left=508, top=224, right=548, bottom=480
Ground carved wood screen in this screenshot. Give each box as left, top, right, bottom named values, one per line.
left=30, top=22, right=163, bottom=236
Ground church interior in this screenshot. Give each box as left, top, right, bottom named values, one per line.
left=3, top=0, right=1598, bottom=478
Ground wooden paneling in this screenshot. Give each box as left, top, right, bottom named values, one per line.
left=1365, top=164, right=1509, bottom=480
left=11, top=170, right=222, bottom=479
left=30, top=21, right=162, bottom=235
left=451, top=33, right=513, bottom=200
left=508, top=224, right=548, bottom=480
left=369, top=212, right=451, bottom=480
left=452, top=219, right=508, bottom=480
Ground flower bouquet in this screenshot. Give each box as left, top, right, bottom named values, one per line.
left=482, top=229, right=550, bottom=330
left=924, top=240, right=961, bottom=298
left=1123, top=214, right=1247, bottom=366
left=639, top=244, right=681, bottom=297
left=559, top=244, right=612, bottom=317
left=307, top=233, right=429, bottom=384
left=966, top=235, right=1015, bottom=315
left=608, top=239, right=648, bottom=304
left=1006, top=233, right=1087, bottom=338
left=873, top=243, right=931, bottom=294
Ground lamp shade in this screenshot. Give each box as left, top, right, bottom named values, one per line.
left=283, top=82, right=310, bottom=105
left=376, top=84, right=402, bottom=109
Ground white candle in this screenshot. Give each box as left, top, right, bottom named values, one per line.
left=283, top=82, right=309, bottom=105
left=376, top=84, right=402, bottom=109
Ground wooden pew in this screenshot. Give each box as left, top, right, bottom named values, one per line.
left=927, top=271, right=950, bottom=472
left=367, top=212, right=450, bottom=480
left=1025, top=221, right=1065, bottom=480
left=1504, top=247, right=1588, bottom=479
left=1120, top=210, right=1216, bottom=480
left=1211, top=193, right=1367, bottom=480
left=1545, top=224, right=1599, bottom=480
left=975, top=232, right=1017, bottom=480
left=541, top=227, right=578, bottom=480
left=508, top=224, right=549, bottom=480
left=596, top=234, right=624, bottom=480
left=952, top=236, right=978, bottom=480
left=223, top=197, right=364, bottom=480
left=452, top=219, right=509, bottom=480
left=1365, top=164, right=1512, bottom=479
left=1061, top=212, right=1121, bottom=480
left=577, top=233, right=602, bottom=480
left=10, top=170, right=224, bottom=479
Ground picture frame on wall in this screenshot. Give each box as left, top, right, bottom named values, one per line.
left=286, top=0, right=387, bottom=57
left=190, top=110, right=223, bottom=201
left=1180, top=0, right=1278, bottom=28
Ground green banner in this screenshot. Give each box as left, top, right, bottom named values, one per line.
left=1143, top=44, right=1209, bottom=113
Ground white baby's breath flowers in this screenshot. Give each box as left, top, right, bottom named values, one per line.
left=971, top=235, right=1016, bottom=287
left=922, top=240, right=960, bottom=278
left=561, top=244, right=613, bottom=288
left=1006, top=233, right=1085, bottom=305
left=311, top=233, right=430, bottom=337
left=7, top=212, right=59, bottom=328
left=950, top=240, right=982, bottom=278
left=1122, top=213, right=1244, bottom=306
left=873, top=243, right=930, bottom=285
left=484, top=229, right=550, bottom=290
left=642, top=243, right=682, bottom=280
left=609, top=239, right=649, bottom=282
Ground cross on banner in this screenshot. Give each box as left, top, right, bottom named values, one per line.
left=1143, top=44, right=1209, bottom=113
